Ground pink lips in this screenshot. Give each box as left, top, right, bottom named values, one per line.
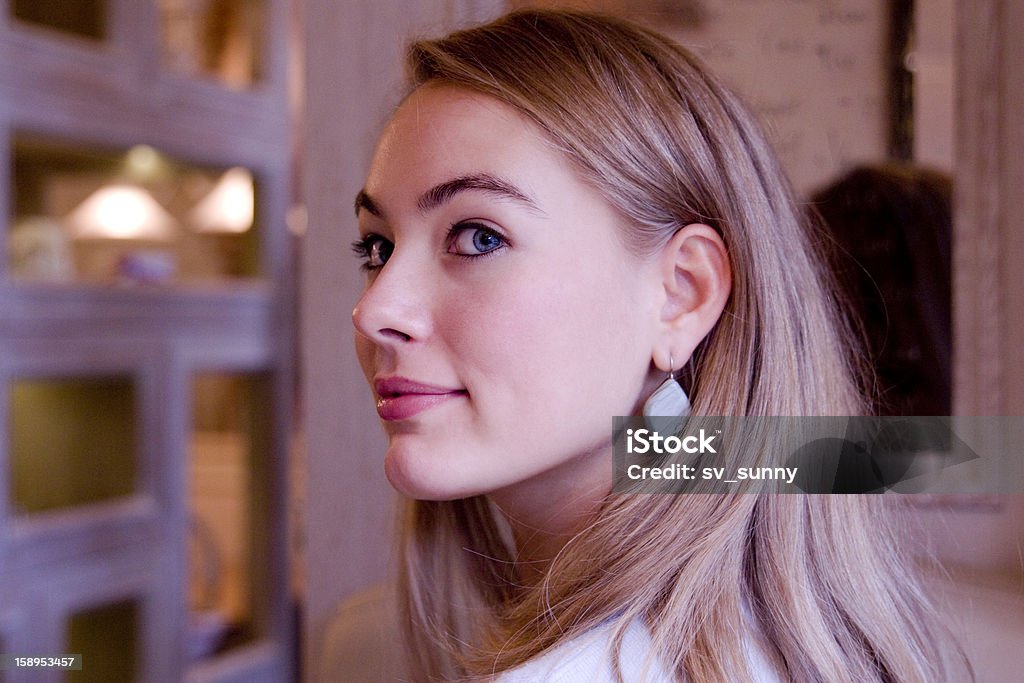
left=374, top=376, right=466, bottom=421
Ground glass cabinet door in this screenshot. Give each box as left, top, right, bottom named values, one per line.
left=10, top=135, right=262, bottom=287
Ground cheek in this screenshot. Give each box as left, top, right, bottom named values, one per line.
left=431, top=286, right=537, bottom=377
left=436, top=264, right=645, bottom=404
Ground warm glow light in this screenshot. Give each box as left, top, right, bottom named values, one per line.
left=67, top=185, right=176, bottom=240
left=126, top=145, right=162, bottom=176
left=191, top=167, right=254, bottom=234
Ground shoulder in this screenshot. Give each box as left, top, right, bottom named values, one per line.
left=319, top=583, right=409, bottom=682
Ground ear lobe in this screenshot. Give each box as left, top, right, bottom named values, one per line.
left=653, top=223, right=732, bottom=371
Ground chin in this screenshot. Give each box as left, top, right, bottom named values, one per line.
left=383, top=447, right=480, bottom=501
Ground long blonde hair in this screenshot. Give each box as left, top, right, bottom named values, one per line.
left=391, top=9, right=960, bottom=682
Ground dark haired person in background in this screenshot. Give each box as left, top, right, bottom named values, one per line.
left=811, top=165, right=952, bottom=416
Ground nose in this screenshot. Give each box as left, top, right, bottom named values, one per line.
left=352, top=257, right=433, bottom=346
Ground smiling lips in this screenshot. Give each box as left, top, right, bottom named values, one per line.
left=374, top=377, right=467, bottom=420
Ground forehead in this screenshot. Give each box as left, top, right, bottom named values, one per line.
left=366, top=85, right=560, bottom=189
left=385, top=84, right=534, bottom=146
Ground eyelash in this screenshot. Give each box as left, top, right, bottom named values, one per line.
left=352, top=222, right=509, bottom=271
left=351, top=234, right=390, bottom=272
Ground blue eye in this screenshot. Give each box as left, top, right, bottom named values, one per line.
left=448, top=223, right=507, bottom=257
left=351, top=234, right=393, bottom=270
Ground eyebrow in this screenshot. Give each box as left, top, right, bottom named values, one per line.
left=354, top=190, right=381, bottom=217
left=417, top=173, right=541, bottom=213
left=354, top=172, right=542, bottom=218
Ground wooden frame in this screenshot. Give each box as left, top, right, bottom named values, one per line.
left=0, top=1, right=295, bottom=680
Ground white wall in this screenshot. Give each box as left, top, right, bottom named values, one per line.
left=663, top=0, right=890, bottom=193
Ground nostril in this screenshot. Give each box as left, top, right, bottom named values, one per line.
left=381, top=327, right=412, bottom=342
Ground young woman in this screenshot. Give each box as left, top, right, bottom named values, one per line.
left=348, top=9, right=960, bottom=682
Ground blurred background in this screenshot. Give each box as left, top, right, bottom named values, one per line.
left=0, top=1, right=1020, bottom=681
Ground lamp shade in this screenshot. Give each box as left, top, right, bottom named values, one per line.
left=190, top=167, right=254, bottom=234
left=67, top=184, right=176, bottom=240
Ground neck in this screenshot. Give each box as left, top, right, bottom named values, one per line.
left=487, top=446, right=611, bottom=586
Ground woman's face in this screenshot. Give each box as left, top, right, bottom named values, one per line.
left=353, top=85, right=661, bottom=503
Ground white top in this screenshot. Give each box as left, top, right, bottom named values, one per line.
left=493, top=617, right=779, bottom=682
left=492, top=618, right=667, bottom=682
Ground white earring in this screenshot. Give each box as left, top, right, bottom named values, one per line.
left=643, top=355, right=690, bottom=435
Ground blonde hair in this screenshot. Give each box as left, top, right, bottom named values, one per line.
left=391, top=9, right=961, bottom=682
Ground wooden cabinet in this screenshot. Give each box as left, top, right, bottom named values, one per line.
left=0, top=1, right=295, bottom=681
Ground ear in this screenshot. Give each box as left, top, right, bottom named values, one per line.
left=651, top=223, right=732, bottom=372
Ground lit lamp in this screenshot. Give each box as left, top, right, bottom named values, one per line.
left=67, top=184, right=177, bottom=241
left=190, top=167, right=254, bottom=234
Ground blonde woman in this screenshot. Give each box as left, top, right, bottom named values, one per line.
left=344, top=9, right=962, bottom=682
